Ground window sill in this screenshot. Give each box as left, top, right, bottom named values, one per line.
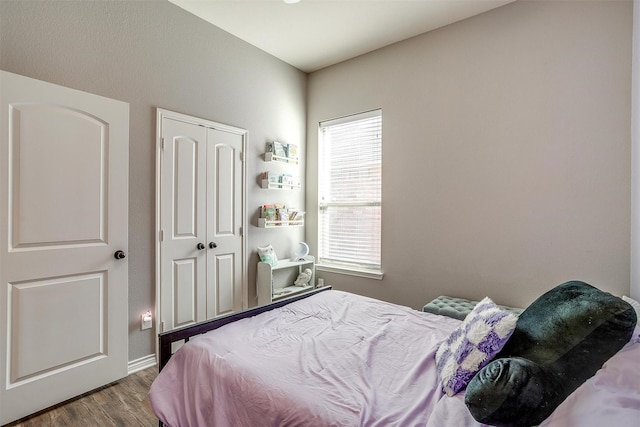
left=316, top=264, right=384, bottom=280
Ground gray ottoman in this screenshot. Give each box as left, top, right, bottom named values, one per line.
left=422, top=295, right=522, bottom=320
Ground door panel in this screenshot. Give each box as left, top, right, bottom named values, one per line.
left=161, top=119, right=207, bottom=330
left=0, top=71, right=128, bottom=425
left=174, top=137, right=199, bottom=237
left=9, top=272, right=105, bottom=383
left=211, top=253, right=235, bottom=317
left=11, top=104, right=105, bottom=246
left=214, top=144, right=234, bottom=234
left=173, top=258, right=197, bottom=327
left=207, top=128, right=244, bottom=318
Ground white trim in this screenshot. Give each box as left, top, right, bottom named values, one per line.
left=631, top=0, right=640, bottom=301
left=316, top=263, right=384, bottom=280
left=319, top=108, right=381, bottom=127
left=127, top=354, right=157, bottom=374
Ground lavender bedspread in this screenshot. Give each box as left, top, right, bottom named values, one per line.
left=149, top=290, right=640, bottom=427
left=149, top=290, right=460, bottom=426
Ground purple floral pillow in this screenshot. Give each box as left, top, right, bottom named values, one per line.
left=435, top=297, right=518, bottom=396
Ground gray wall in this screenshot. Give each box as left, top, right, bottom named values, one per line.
left=0, top=0, right=307, bottom=362
left=307, top=0, right=633, bottom=308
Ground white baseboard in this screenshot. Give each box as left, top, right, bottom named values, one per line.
left=128, top=354, right=157, bottom=374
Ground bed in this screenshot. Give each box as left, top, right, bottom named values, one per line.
left=149, top=285, right=640, bottom=427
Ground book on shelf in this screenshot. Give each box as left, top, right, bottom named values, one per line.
left=261, top=204, right=276, bottom=221
left=261, top=204, right=289, bottom=221
left=279, top=173, right=294, bottom=186
left=285, top=143, right=298, bottom=160
left=266, top=141, right=286, bottom=158
left=287, top=209, right=305, bottom=221
left=265, top=141, right=275, bottom=153
left=277, top=208, right=289, bottom=225
left=262, top=171, right=278, bottom=184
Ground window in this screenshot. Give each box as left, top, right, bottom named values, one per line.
left=318, top=109, right=382, bottom=278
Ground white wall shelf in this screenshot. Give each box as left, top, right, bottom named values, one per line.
left=261, top=179, right=301, bottom=190
left=264, top=151, right=298, bottom=164
left=260, top=141, right=302, bottom=226
left=258, top=218, right=304, bottom=228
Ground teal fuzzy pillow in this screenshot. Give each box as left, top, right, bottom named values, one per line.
left=465, top=281, right=637, bottom=427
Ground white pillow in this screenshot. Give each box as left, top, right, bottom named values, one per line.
left=435, top=297, right=518, bottom=396
left=257, top=244, right=278, bottom=266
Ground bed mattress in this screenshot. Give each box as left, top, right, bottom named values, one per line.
left=149, top=290, right=461, bottom=426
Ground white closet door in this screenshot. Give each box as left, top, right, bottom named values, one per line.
left=206, top=127, right=245, bottom=318
left=0, top=71, right=129, bottom=425
left=159, top=117, right=208, bottom=330
left=158, top=110, right=246, bottom=334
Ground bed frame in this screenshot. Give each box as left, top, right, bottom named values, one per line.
left=158, top=286, right=332, bottom=371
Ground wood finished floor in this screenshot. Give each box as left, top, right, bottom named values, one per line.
left=4, top=367, right=158, bottom=427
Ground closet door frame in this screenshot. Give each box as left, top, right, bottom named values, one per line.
left=155, top=108, right=247, bottom=346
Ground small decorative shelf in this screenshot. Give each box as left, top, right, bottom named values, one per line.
left=258, top=218, right=304, bottom=228
left=257, top=256, right=316, bottom=305
left=261, top=179, right=301, bottom=190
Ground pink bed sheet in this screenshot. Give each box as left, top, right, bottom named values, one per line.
left=149, top=290, right=460, bottom=426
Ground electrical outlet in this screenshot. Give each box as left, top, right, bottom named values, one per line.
left=141, top=311, right=152, bottom=330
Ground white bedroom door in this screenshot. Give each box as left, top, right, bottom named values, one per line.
left=0, top=71, right=129, bottom=425
left=158, top=110, right=246, bottom=333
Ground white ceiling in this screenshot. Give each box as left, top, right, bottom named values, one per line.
left=168, top=0, right=515, bottom=73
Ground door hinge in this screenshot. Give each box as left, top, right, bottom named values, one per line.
left=240, top=151, right=244, bottom=161
left=239, top=226, right=243, bottom=236
left=160, top=137, right=165, bottom=150
left=160, top=321, right=165, bottom=333
left=159, top=230, right=164, bottom=242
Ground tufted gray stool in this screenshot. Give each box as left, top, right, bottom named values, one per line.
left=422, top=295, right=522, bottom=320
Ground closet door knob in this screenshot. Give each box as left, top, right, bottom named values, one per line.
left=197, top=243, right=206, bottom=250
left=114, top=250, right=126, bottom=260
left=209, top=242, right=217, bottom=249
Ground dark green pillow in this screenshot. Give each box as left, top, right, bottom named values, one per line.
left=465, top=281, right=637, bottom=427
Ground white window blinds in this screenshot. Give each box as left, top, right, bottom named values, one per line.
left=318, top=109, right=382, bottom=272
